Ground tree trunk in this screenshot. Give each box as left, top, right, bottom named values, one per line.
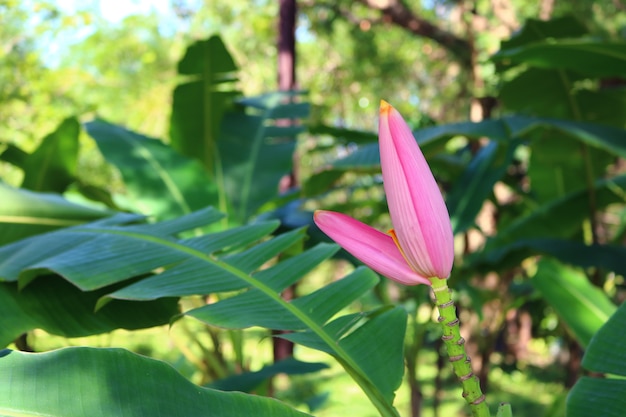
left=272, top=0, right=298, bottom=367
left=278, top=0, right=297, bottom=91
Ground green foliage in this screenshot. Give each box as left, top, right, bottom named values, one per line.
left=0, top=347, right=312, bottom=417
left=0, top=206, right=405, bottom=416
left=567, top=302, right=626, bottom=417
left=11, top=117, right=80, bottom=192
left=0, top=183, right=113, bottom=246
left=530, top=259, right=616, bottom=348
left=303, top=17, right=626, bottom=393
left=218, top=92, right=308, bottom=222
left=208, top=357, right=329, bottom=392
left=494, top=15, right=626, bottom=207
left=0, top=274, right=178, bottom=348
left=447, top=140, right=519, bottom=234
left=86, top=119, right=217, bottom=220
left=3, top=7, right=626, bottom=416
left=0, top=117, right=80, bottom=192
left=168, top=36, right=308, bottom=223
left=169, top=35, right=239, bottom=169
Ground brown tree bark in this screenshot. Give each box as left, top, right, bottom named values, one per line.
left=272, top=0, right=298, bottom=366
left=278, top=0, right=297, bottom=91
left=356, top=0, right=472, bottom=67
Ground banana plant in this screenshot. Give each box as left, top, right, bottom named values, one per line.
left=0, top=207, right=406, bottom=417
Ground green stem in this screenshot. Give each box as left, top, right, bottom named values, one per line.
left=429, top=277, right=490, bottom=417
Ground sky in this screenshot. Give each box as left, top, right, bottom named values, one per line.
left=55, top=0, right=173, bottom=23
left=37, top=0, right=179, bottom=66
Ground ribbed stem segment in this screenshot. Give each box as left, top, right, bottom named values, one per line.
left=429, top=277, right=490, bottom=417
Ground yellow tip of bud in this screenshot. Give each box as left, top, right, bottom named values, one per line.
left=380, top=100, right=392, bottom=115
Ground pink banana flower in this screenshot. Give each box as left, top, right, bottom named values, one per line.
left=314, top=100, right=454, bottom=284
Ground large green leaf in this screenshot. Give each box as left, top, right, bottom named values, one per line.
left=218, top=92, right=308, bottom=222
left=494, top=40, right=626, bottom=78
left=493, top=16, right=626, bottom=211
left=169, top=34, right=239, bottom=169
left=528, top=128, right=613, bottom=203
left=530, top=259, right=615, bottom=348
left=0, top=347, right=310, bottom=417
left=481, top=174, right=626, bottom=251
left=0, top=183, right=114, bottom=246
left=100, top=225, right=312, bottom=304
left=169, top=37, right=307, bottom=222
left=582, top=301, right=626, bottom=375
left=0, top=209, right=224, bottom=345
left=18, top=117, right=80, bottom=192
left=0, top=276, right=178, bottom=348
left=498, top=15, right=588, bottom=51
left=86, top=119, right=218, bottom=220
left=447, top=140, right=518, bottom=234
left=499, top=69, right=584, bottom=119
left=414, top=117, right=626, bottom=155
left=302, top=124, right=456, bottom=198
left=185, top=266, right=378, bottom=330
left=567, top=302, right=626, bottom=417
left=303, top=115, right=626, bottom=223
left=0, top=207, right=403, bottom=415
left=473, top=238, right=626, bottom=277
left=282, top=307, right=406, bottom=405
left=308, top=123, right=378, bottom=145
left=497, top=66, right=619, bottom=203
left=466, top=173, right=626, bottom=272
left=566, top=377, right=626, bottom=417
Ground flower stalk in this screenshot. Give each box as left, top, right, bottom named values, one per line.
left=430, top=277, right=490, bottom=417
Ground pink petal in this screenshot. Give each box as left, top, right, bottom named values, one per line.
left=378, top=101, right=454, bottom=279
left=314, top=210, right=430, bottom=286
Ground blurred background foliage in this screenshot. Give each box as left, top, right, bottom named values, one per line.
left=2, top=0, right=626, bottom=416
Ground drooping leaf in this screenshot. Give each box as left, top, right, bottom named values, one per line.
left=0, top=183, right=114, bottom=246
left=207, top=357, right=329, bottom=392
left=531, top=118, right=626, bottom=158
left=531, top=259, right=615, bottom=348
left=0, top=276, right=178, bottom=348
left=0, top=347, right=311, bottom=417
left=308, top=123, right=378, bottom=145
left=414, top=119, right=510, bottom=143
left=86, top=119, right=218, bottom=220
left=414, top=116, right=626, bottom=157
